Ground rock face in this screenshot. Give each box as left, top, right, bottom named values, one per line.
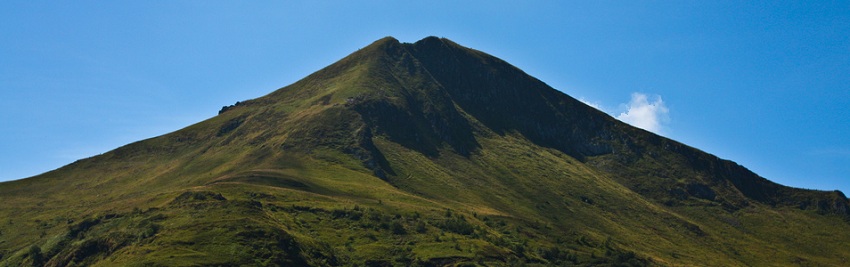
left=0, top=36, right=848, bottom=266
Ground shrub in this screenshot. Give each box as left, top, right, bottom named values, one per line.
left=27, top=245, right=43, bottom=266
left=440, top=217, right=474, bottom=235
left=391, top=221, right=407, bottom=235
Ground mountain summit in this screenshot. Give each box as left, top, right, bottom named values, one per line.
left=2, top=36, right=848, bottom=266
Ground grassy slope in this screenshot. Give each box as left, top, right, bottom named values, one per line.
left=1, top=37, right=849, bottom=266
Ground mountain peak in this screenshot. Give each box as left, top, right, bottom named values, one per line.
left=234, top=37, right=850, bottom=213
left=376, top=35, right=400, bottom=44
left=419, top=35, right=473, bottom=50
left=412, top=36, right=448, bottom=47
left=362, top=36, right=401, bottom=51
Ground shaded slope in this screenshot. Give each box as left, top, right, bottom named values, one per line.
left=405, top=36, right=849, bottom=215
left=0, top=36, right=848, bottom=266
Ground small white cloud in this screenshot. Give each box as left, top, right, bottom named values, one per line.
left=579, top=98, right=604, bottom=111
left=616, top=93, right=669, bottom=133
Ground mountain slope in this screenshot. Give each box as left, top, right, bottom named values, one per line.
left=1, top=36, right=848, bottom=266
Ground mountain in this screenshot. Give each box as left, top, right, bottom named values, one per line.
left=1, top=36, right=848, bottom=266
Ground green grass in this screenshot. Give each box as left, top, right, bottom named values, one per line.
left=2, top=36, right=849, bottom=266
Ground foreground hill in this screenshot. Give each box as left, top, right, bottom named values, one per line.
left=1, top=36, right=848, bottom=266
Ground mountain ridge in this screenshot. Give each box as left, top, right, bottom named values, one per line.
left=1, top=36, right=848, bottom=266
left=349, top=36, right=849, bottom=214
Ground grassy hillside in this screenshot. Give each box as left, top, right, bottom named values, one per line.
left=1, top=37, right=848, bottom=266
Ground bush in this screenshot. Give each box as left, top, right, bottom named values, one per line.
left=27, top=245, right=43, bottom=266
left=415, top=222, right=427, bottom=233
left=391, top=221, right=407, bottom=235
left=440, top=217, right=474, bottom=235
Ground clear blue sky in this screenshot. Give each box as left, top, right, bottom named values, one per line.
left=2, top=1, right=848, bottom=194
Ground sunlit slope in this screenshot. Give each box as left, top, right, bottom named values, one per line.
left=1, top=37, right=848, bottom=266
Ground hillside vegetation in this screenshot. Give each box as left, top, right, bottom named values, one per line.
left=1, top=37, right=848, bottom=266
